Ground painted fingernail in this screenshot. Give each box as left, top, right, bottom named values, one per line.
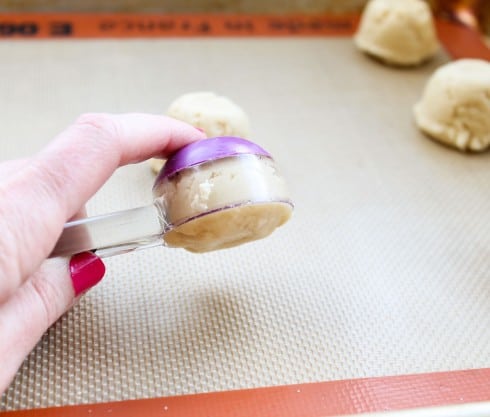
left=70, top=252, right=106, bottom=296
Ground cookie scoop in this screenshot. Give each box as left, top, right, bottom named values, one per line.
left=51, top=137, right=293, bottom=257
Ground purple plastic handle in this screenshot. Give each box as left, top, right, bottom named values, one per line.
left=154, top=137, right=272, bottom=184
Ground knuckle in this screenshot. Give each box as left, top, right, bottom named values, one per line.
left=30, top=157, right=71, bottom=216
left=0, top=212, right=25, bottom=300
left=74, top=113, right=120, bottom=140
left=28, top=274, right=63, bottom=328
left=0, top=251, right=20, bottom=300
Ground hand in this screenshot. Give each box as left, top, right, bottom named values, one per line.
left=0, top=113, right=205, bottom=393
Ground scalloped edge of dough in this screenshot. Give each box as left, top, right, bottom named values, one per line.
left=413, top=103, right=490, bottom=152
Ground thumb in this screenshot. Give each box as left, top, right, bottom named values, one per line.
left=0, top=253, right=105, bottom=393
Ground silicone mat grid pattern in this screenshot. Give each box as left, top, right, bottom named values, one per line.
left=0, top=38, right=489, bottom=410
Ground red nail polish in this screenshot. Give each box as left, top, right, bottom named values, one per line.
left=70, top=252, right=106, bottom=296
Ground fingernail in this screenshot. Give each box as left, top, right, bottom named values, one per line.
left=195, top=127, right=205, bottom=133
left=70, top=252, right=106, bottom=296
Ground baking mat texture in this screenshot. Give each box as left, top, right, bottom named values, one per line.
left=0, top=38, right=488, bottom=410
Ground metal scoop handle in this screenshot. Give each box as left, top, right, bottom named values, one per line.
left=50, top=203, right=167, bottom=258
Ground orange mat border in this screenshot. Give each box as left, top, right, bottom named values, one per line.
left=4, top=368, right=490, bottom=416
left=0, top=13, right=359, bottom=38
left=0, top=13, right=488, bottom=59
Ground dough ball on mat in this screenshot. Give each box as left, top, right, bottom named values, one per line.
left=414, top=59, right=490, bottom=152
left=149, top=157, right=165, bottom=175
left=168, top=91, right=250, bottom=137
left=354, top=0, right=439, bottom=66
left=149, top=92, right=251, bottom=174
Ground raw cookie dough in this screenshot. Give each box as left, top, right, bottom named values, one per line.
left=414, top=59, right=490, bottom=152
left=354, top=0, right=439, bottom=66
left=163, top=203, right=292, bottom=253
left=150, top=92, right=251, bottom=174
left=149, top=157, right=166, bottom=174
left=154, top=154, right=292, bottom=252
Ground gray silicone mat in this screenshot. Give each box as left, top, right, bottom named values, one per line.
left=0, top=38, right=489, bottom=411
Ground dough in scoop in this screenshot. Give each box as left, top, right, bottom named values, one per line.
left=154, top=154, right=292, bottom=253
left=163, top=203, right=292, bottom=253
left=414, top=59, right=490, bottom=152
left=354, top=0, right=439, bottom=66
left=150, top=92, right=251, bottom=174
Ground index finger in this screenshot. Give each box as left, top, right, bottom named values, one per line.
left=0, top=113, right=205, bottom=302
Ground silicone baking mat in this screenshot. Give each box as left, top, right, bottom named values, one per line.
left=0, top=12, right=489, bottom=415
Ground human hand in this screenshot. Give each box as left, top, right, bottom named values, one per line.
left=0, top=113, right=205, bottom=393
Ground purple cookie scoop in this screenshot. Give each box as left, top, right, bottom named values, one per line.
left=154, top=137, right=272, bottom=186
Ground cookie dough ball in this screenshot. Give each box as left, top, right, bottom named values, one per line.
left=154, top=152, right=292, bottom=253
left=168, top=91, right=251, bottom=137
left=149, top=92, right=251, bottom=174
left=414, top=59, right=490, bottom=152
left=354, top=0, right=439, bottom=66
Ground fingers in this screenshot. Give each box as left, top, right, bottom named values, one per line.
left=0, top=253, right=105, bottom=393
left=36, top=113, right=205, bottom=217
left=0, top=113, right=205, bottom=301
